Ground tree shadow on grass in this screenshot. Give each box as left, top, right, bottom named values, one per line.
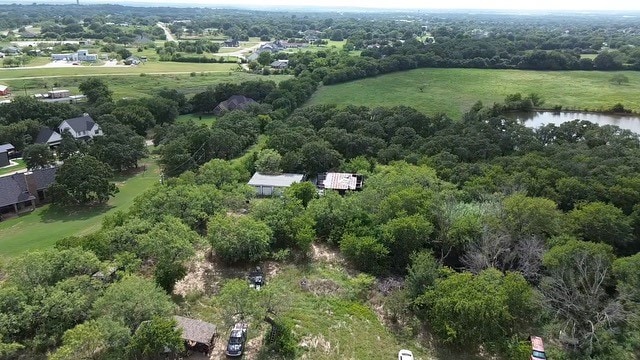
left=38, top=203, right=114, bottom=223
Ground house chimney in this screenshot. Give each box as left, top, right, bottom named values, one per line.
left=24, top=171, right=39, bottom=204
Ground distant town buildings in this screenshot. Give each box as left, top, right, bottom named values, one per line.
left=51, top=49, right=98, bottom=62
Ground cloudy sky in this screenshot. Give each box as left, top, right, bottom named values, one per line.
left=182, top=0, right=640, bottom=10
left=13, top=0, right=640, bottom=11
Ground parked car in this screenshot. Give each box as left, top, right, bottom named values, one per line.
left=530, top=336, right=546, bottom=359
left=248, top=266, right=265, bottom=290
left=398, top=349, right=414, bottom=360
left=225, top=322, right=248, bottom=357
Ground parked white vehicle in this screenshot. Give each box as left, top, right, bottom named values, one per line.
left=398, top=349, right=414, bottom=360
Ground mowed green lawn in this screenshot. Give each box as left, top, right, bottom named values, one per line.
left=0, top=160, right=159, bottom=259
left=177, top=113, right=217, bottom=126
left=0, top=62, right=237, bottom=79
left=308, top=68, right=640, bottom=119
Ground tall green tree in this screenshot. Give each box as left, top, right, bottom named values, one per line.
left=90, top=123, right=147, bottom=171
left=78, top=78, right=113, bottom=104
left=92, top=275, right=175, bottom=331
left=568, top=202, right=633, bottom=253
left=419, top=268, right=536, bottom=351
left=22, top=143, right=55, bottom=169
left=112, top=105, right=156, bottom=136
left=50, top=154, right=118, bottom=205
left=126, top=317, right=183, bottom=359
left=49, top=317, right=131, bottom=360
left=208, top=214, right=273, bottom=263
left=254, top=148, right=282, bottom=174
left=57, top=131, right=80, bottom=161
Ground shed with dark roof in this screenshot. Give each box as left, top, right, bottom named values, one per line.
left=0, top=143, right=14, bottom=167
left=174, top=315, right=217, bottom=355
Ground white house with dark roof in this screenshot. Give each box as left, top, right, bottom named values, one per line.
left=58, top=114, right=102, bottom=140
left=248, top=172, right=305, bottom=196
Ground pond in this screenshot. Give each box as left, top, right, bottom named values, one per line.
left=509, top=111, right=640, bottom=134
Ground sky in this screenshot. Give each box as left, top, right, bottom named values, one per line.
left=79, top=0, right=640, bottom=11
left=9, top=0, right=640, bottom=11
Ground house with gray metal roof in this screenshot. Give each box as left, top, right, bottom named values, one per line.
left=248, top=172, right=305, bottom=196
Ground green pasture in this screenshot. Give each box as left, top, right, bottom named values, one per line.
left=308, top=68, right=640, bottom=119
left=2, top=72, right=291, bottom=99
left=0, top=159, right=160, bottom=259
left=0, top=61, right=237, bottom=79
left=177, top=113, right=217, bottom=126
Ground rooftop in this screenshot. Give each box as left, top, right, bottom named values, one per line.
left=322, top=172, right=360, bottom=190
left=0, top=143, right=15, bottom=153
left=174, top=316, right=217, bottom=345
left=248, top=172, right=305, bottom=187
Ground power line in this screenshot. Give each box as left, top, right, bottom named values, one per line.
left=159, top=139, right=209, bottom=181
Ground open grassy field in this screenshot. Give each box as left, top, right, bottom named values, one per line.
left=308, top=68, right=640, bottom=119
left=177, top=113, right=217, bottom=126
left=0, top=61, right=238, bottom=79
left=1, top=72, right=292, bottom=99
left=0, top=159, right=159, bottom=259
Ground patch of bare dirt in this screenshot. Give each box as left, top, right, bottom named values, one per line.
left=173, top=251, right=218, bottom=297
left=173, top=250, right=283, bottom=298
left=311, top=242, right=345, bottom=264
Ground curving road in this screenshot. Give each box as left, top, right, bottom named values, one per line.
left=156, top=22, right=177, bottom=42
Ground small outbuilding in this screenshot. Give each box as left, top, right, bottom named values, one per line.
left=248, top=172, right=305, bottom=196
left=318, top=172, right=364, bottom=193
left=174, top=316, right=217, bottom=356
left=0, top=143, right=15, bottom=167
left=0, top=84, right=10, bottom=96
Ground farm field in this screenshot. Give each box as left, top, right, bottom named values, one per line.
left=0, top=159, right=159, bottom=259
left=308, top=68, right=640, bottom=119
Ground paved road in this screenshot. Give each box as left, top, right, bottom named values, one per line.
left=217, top=42, right=266, bottom=61
left=157, top=22, right=177, bottom=42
